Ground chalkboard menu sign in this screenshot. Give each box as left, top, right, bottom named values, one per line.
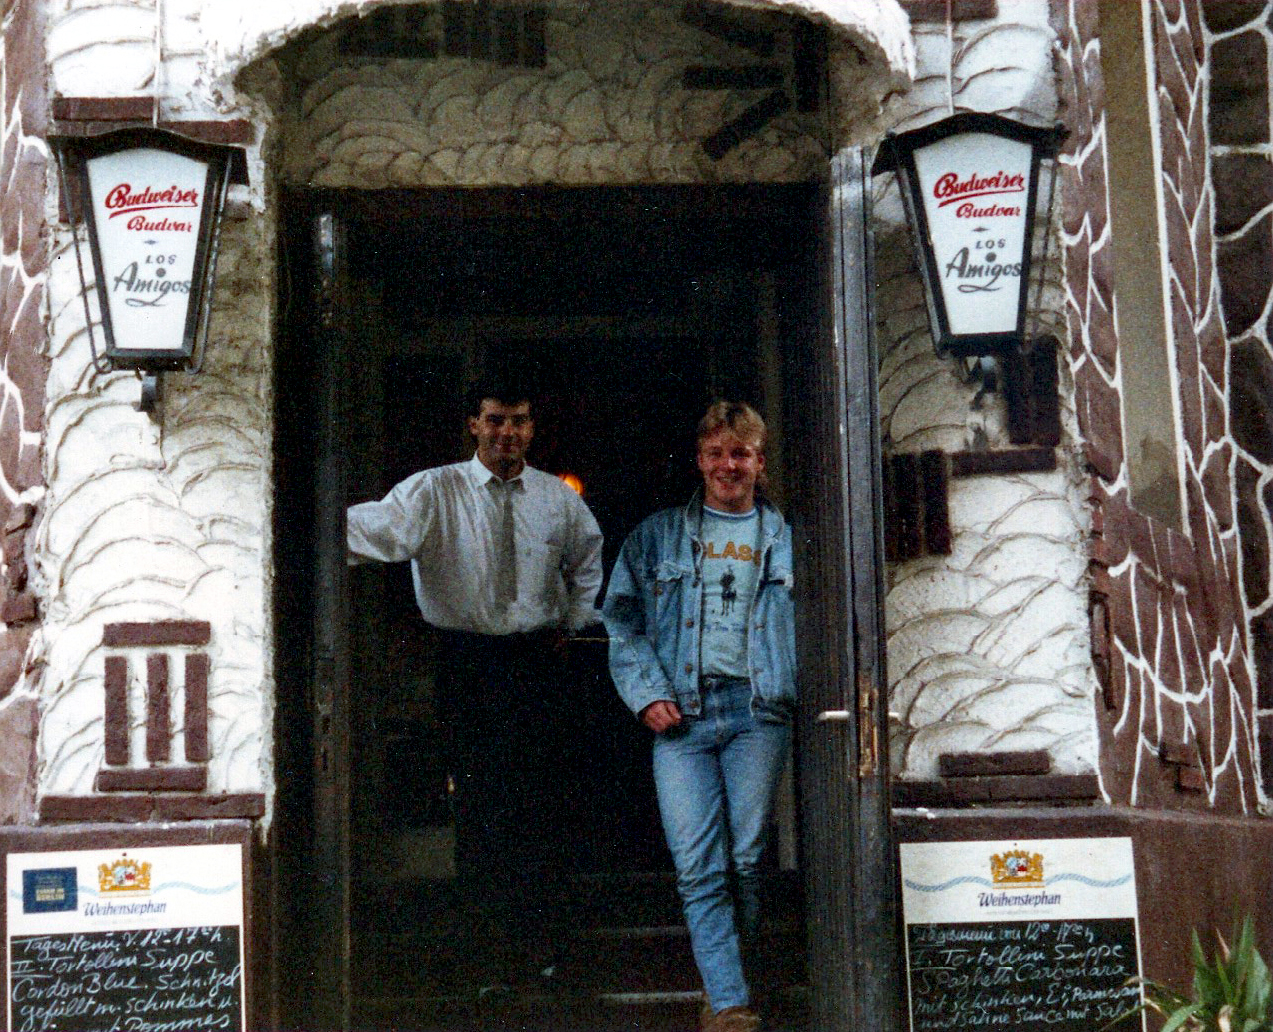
left=900, top=838, right=1144, bottom=1032
left=6, top=844, right=245, bottom=1032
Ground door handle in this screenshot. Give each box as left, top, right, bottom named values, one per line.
left=816, top=709, right=851, bottom=723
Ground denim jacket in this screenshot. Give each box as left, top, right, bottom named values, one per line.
left=602, top=492, right=796, bottom=723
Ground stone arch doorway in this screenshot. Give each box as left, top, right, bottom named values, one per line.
left=253, top=2, right=911, bottom=1029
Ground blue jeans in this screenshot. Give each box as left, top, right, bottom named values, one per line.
left=652, top=676, right=792, bottom=1012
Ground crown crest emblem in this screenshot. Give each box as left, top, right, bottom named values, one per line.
left=991, top=849, right=1044, bottom=886
left=98, top=854, right=152, bottom=893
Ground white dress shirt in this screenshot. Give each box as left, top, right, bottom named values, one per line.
left=347, top=454, right=604, bottom=635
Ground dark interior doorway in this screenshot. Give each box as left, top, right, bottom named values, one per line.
left=274, top=183, right=824, bottom=1031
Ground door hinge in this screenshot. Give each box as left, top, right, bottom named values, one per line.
left=857, top=670, right=880, bottom=778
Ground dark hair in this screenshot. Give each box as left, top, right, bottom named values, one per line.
left=464, top=380, right=534, bottom=419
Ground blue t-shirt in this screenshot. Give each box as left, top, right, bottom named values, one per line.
left=699, top=507, right=762, bottom=678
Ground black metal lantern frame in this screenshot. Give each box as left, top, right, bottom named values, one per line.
left=50, top=127, right=244, bottom=401
left=875, top=113, right=1067, bottom=359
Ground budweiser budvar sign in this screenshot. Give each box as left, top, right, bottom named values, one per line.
left=85, top=147, right=209, bottom=358
left=912, top=132, right=1034, bottom=338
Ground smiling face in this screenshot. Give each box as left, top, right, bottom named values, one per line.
left=469, top=398, right=534, bottom=479
left=697, top=426, right=765, bottom=514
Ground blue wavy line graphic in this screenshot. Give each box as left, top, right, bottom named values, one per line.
left=903, top=877, right=993, bottom=892
left=1047, top=873, right=1131, bottom=888
left=904, top=871, right=1131, bottom=892
left=79, top=882, right=237, bottom=898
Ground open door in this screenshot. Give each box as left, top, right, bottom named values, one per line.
left=789, top=146, right=900, bottom=1032
left=275, top=163, right=900, bottom=1031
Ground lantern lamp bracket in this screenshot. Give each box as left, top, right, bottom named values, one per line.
left=48, top=125, right=243, bottom=422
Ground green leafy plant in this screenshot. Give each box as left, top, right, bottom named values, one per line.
left=1121, top=916, right=1271, bottom=1032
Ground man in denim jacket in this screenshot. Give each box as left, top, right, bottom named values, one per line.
left=603, top=401, right=795, bottom=1032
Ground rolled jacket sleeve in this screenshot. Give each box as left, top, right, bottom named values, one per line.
left=602, top=527, right=677, bottom=718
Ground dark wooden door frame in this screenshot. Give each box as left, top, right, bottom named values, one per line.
left=278, top=170, right=899, bottom=1031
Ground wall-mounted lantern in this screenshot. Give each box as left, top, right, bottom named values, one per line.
left=49, top=127, right=246, bottom=413
left=874, top=113, right=1067, bottom=359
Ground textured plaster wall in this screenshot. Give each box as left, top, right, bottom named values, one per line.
left=262, top=0, right=880, bottom=188
left=873, top=2, right=1098, bottom=779
left=41, top=3, right=276, bottom=799
left=30, top=0, right=1113, bottom=802
left=33, top=0, right=911, bottom=807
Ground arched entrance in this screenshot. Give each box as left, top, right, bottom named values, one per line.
left=254, top=2, right=911, bottom=1029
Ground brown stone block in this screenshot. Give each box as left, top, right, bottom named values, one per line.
left=4, top=502, right=33, bottom=535
left=96, top=766, right=206, bottom=793
left=150, top=793, right=267, bottom=821
left=1165, top=203, right=1199, bottom=318
left=1212, top=31, right=1271, bottom=146
left=1231, top=339, right=1273, bottom=463
left=1219, top=214, right=1272, bottom=337
left=4, top=330, right=48, bottom=409
left=1108, top=566, right=1138, bottom=649
left=1064, top=219, right=1090, bottom=304
left=1237, top=461, right=1271, bottom=608
left=1211, top=154, right=1273, bottom=238
left=1202, top=0, right=1265, bottom=33
left=1060, top=159, right=1092, bottom=238
left=0, top=625, right=33, bottom=700
left=38, top=794, right=153, bottom=823
left=0, top=693, right=36, bottom=823
left=6, top=559, right=27, bottom=594
left=1198, top=307, right=1227, bottom=380
left=1201, top=445, right=1234, bottom=532
left=102, top=620, right=211, bottom=647
left=1087, top=264, right=1118, bottom=370
left=1166, top=528, right=1200, bottom=592
left=1156, top=608, right=1184, bottom=696
left=2, top=592, right=37, bottom=625
left=15, top=150, right=48, bottom=274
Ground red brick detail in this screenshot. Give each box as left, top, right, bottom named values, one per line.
left=39, top=793, right=264, bottom=823
left=38, top=794, right=153, bottom=823
left=938, top=750, right=1050, bottom=777
left=151, top=793, right=266, bottom=821
left=892, top=774, right=1101, bottom=807
left=900, top=0, right=997, bottom=22
left=103, top=621, right=212, bottom=647
left=96, top=766, right=207, bottom=792
left=146, top=654, right=170, bottom=763
left=1, top=592, right=37, bottom=625
left=949, top=447, right=1056, bottom=477
left=184, top=652, right=209, bottom=763
left=104, top=655, right=129, bottom=765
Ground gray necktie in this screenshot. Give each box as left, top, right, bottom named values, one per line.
left=493, top=480, right=518, bottom=609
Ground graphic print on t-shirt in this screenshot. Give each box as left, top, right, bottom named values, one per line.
left=700, top=508, right=762, bottom=678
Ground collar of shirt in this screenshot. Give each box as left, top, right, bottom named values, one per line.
left=463, top=452, right=529, bottom=491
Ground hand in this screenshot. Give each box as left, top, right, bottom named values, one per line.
left=640, top=700, right=682, bottom=733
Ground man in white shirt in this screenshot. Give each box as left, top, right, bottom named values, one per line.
left=347, top=382, right=604, bottom=997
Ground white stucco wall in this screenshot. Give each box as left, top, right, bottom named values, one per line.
left=874, top=3, right=1098, bottom=778
left=33, top=0, right=1095, bottom=806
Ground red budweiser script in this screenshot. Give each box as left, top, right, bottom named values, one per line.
left=933, top=170, right=1025, bottom=208
left=104, top=183, right=200, bottom=218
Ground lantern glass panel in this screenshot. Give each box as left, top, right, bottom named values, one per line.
left=85, top=147, right=210, bottom=361
left=912, top=132, right=1034, bottom=338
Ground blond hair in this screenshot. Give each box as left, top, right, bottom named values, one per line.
left=696, top=400, right=767, bottom=452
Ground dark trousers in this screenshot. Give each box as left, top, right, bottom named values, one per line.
left=436, top=628, right=572, bottom=971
